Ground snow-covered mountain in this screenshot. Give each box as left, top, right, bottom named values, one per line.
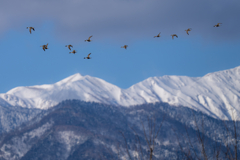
left=0, top=101, right=233, bottom=160
left=1, top=66, right=240, bottom=120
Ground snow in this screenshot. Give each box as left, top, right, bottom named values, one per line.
left=0, top=121, right=53, bottom=160
left=27, top=121, right=53, bottom=139
left=1, top=66, right=240, bottom=120
left=57, top=131, right=88, bottom=159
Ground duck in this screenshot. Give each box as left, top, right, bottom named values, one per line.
left=171, top=34, right=178, bottom=39
left=85, top=36, right=92, bottom=42
left=40, top=43, right=48, bottom=51
left=121, top=45, right=128, bottom=49
left=154, top=32, right=161, bottom=38
left=185, top=28, right=192, bottom=35
left=69, top=50, right=77, bottom=54
left=26, top=27, right=35, bottom=34
left=65, top=45, right=73, bottom=50
left=84, top=53, right=91, bottom=59
left=213, top=23, right=222, bottom=27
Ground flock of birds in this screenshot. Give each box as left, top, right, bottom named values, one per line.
left=26, top=23, right=222, bottom=59
left=26, top=26, right=92, bottom=59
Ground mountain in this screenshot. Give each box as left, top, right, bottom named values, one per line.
left=1, top=66, right=240, bottom=120
left=0, top=102, right=43, bottom=134
left=0, top=100, right=237, bottom=160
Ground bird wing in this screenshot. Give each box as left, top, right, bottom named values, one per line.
left=88, top=36, right=92, bottom=40
left=29, top=28, right=31, bottom=34
left=88, top=53, right=91, bottom=57
left=32, top=28, right=35, bottom=31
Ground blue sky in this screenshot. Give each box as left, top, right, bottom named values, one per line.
left=0, top=0, right=240, bottom=93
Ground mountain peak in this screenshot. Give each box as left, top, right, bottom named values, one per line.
left=56, top=73, right=84, bottom=85
left=1, top=66, right=240, bottom=120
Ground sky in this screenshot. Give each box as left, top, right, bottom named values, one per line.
left=0, top=0, right=240, bottom=93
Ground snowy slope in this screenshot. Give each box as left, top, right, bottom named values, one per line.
left=0, top=73, right=122, bottom=109
left=1, top=66, right=240, bottom=120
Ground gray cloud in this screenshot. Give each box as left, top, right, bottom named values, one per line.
left=1, top=0, right=240, bottom=42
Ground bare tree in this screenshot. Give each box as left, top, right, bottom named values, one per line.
left=176, top=109, right=240, bottom=160
left=222, top=108, right=239, bottom=160
left=119, top=114, right=165, bottom=160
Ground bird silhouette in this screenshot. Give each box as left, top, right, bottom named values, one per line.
left=65, top=45, right=73, bottom=50
left=40, top=43, right=48, bottom=51
left=171, top=34, right=178, bottom=39
left=213, top=23, right=222, bottom=27
left=69, top=50, right=76, bottom=54
left=26, top=27, right=35, bottom=34
left=84, top=53, right=91, bottom=59
left=121, top=45, right=128, bottom=49
left=85, top=36, right=93, bottom=42
left=185, top=28, right=192, bottom=35
left=154, top=32, right=161, bottom=38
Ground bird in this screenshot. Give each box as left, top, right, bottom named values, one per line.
left=84, top=53, right=91, bottom=59
left=69, top=50, right=76, bottom=54
left=154, top=32, right=161, bottom=38
left=65, top=44, right=73, bottom=50
left=85, top=36, right=92, bottom=42
left=26, top=27, right=35, bottom=34
left=121, top=45, right=128, bottom=49
left=171, top=34, right=178, bottom=39
left=213, top=23, right=222, bottom=27
left=185, top=28, right=192, bottom=35
left=40, top=43, right=48, bottom=51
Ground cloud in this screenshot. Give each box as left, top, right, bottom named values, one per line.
left=1, top=0, right=240, bottom=42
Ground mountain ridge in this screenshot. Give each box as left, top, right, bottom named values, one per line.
left=1, top=66, right=240, bottom=120
left=0, top=100, right=236, bottom=160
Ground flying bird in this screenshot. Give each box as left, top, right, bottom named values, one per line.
left=40, top=43, right=48, bottom=51
left=121, top=45, right=128, bottom=49
left=69, top=50, right=77, bottom=54
left=171, top=34, right=178, bottom=39
left=65, top=45, right=73, bottom=50
left=84, top=53, right=91, bottom=59
left=154, top=32, right=161, bottom=38
left=26, top=27, right=35, bottom=34
left=213, top=23, right=222, bottom=27
left=85, top=36, right=92, bottom=42
left=185, top=28, right=192, bottom=35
